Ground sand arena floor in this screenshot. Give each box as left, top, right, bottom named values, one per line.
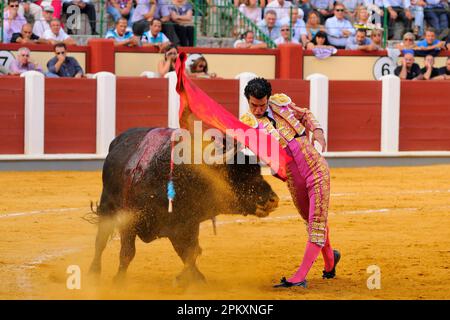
left=0, top=165, right=449, bottom=300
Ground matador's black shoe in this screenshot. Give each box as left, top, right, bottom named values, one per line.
left=322, top=250, right=341, bottom=279
left=273, top=277, right=307, bottom=288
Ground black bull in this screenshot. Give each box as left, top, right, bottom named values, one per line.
left=89, top=127, right=280, bottom=284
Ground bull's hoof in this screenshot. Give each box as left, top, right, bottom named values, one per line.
left=112, top=272, right=127, bottom=287
left=174, top=268, right=206, bottom=287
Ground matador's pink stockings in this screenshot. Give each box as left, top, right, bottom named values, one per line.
left=288, top=226, right=335, bottom=283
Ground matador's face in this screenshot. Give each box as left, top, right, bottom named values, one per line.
left=248, top=96, right=269, bottom=119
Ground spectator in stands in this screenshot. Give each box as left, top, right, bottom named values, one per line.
left=106, top=17, right=140, bottom=47
left=11, top=23, right=48, bottom=44
left=345, top=28, right=379, bottom=50
left=421, top=54, right=441, bottom=80
left=9, top=47, right=43, bottom=75
left=186, top=53, right=217, bottom=78
left=107, top=0, right=135, bottom=27
left=43, top=18, right=77, bottom=45
left=310, top=0, right=334, bottom=23
left=3, top=0, right=27, bottom=43
left=410, top=0, right=425, bottom=38
left=354, top=4, right=377, bottom=32
left=207, top=0, right=235, bottom=38
left=396, top=31, right=416, bottom=52
left=18, top=0, right=43, bottom=24
left=424, top=0, right=448, bottom=39
left=46, top=43, right=84, bottom=78
left=305, top=10, right=326, bottom=44
left=169, top=0, right=195, bottom=47
left=384, top=0, right=413, bottom=40
left=238, top=0, right=262, bottom=24
left=265, top=0, right=293, bottom=22
left=132, top=0, right=157, bottom=24
left=283, top=6, right=308, bottom=46
left=370, top=28, right=383, bottom=48
left=258, top=9, right=282, bottom=41
left=306, top=30, right=337, bottom=58
left=325, top=3, right=356, bottom=48
left=338, top=0, right=363, bottom=23
left=141, top=18, right=171, bottom=51
left=157, top=43, right=178, bottom=76
left=394, top=52, right=423, bottom=79
left=131, top=0, right=180, bottom=46
left=414, top=28, right=446, bottom=56
left=234, top=30, right=268, bottom=48
left=32, top=5, right=54, bottom=38
left=362, top=0, right=384, bottom=27
left=62, top=0, right=98, bottom=35
left=433, top=57, right=450, bottom=80
left=275, top=23, right=301, bottom=44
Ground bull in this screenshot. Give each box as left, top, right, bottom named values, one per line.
left=89, top=127, right=279, bottom=284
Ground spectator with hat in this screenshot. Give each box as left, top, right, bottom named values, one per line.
left=32, top=4, right=54, bottom=38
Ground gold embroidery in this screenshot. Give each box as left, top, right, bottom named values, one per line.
left=240, top=112, right=258, bottom=128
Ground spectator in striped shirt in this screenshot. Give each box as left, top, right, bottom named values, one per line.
left=141, top=18, right=171, bottom=51
left=105, top=17, right=140, bottom=47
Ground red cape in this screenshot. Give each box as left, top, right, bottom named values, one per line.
left=175, top=53, right=290, bottom=181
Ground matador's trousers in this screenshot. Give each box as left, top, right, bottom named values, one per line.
left=285, top=136, right=331, bottom=247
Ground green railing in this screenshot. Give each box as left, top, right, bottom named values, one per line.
left=1, top=0, right=4, bottom=43
left=190, top=0, right=277, bottom=48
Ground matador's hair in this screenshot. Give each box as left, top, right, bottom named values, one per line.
left=244, top=77, right=272, bottom=100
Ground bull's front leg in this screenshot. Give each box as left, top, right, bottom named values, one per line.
left=113, top=223, right=137, bottom=284
left=169, top=223, right=205, bottom=286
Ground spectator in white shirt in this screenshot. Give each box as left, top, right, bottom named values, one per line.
left=265, top=0, right=293, bottom=22
left=42, top=18, right=77, bottom=46
left=275, top=23, right=301, bottom=45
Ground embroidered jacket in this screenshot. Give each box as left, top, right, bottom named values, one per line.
left=240, top=93, right=322, bottom=148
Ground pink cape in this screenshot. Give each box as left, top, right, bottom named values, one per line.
left=175, top=53, right=290, bottom=181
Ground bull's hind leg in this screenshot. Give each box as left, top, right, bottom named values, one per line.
left=89, top=216, right=115, bottom=276
left=113, top=223, right=137, bottom=284
left=169, top=223, right=205, bottom=286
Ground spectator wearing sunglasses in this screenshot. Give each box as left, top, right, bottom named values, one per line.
left=186, top=53, right=217, bottom=79
left=274, top=24, right=301, bottom=45
left=396, top=31, right=416, bottom=52
left=46, top=43, right=83, bottom=78
left=325, top=3, right=356, bottom=48
left=2, top=0, right=27, bottom=43
left=370, top=28, right=383, bottom=49
left=9, top=47, right=43, bottom=75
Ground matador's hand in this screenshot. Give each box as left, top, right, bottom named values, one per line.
left=312, top=129, right=327, bottom=153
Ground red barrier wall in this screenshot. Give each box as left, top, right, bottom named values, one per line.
left=193, top=79, right=240, bottom=117
left=328, top=81, right=382, bottom=151
left=0, top=77, right=24, bottom=154
left=44, top=78, right=97, bottom=153
left=270, top=79, right=310, bottom=107
left=116, top=77, right=169, bottom=134
left=400, top=81, right=450, bottom=151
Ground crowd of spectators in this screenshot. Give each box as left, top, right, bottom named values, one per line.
left=1, top=0, right=450, bottom=79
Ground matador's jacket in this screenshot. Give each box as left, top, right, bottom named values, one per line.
left=240, top=94, right=331, bottom=247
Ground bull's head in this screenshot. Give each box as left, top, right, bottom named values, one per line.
left=226, top=152, right=279, bottom=217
